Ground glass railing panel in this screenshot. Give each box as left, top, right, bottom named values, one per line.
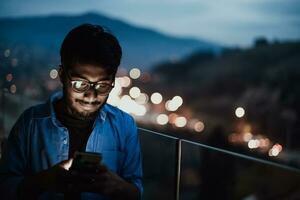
left=180, top=140, right=300, bottom=200
left=0, top=91, right=40, bottom=138
left=138, top=128, right=178, bottom=200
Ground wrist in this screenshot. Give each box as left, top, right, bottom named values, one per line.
left=110, top=181, right=139, bottom=200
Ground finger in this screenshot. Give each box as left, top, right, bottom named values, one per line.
left=70, top=171, right=110, bottom=184
left=60, top=158, right=73, bottom=170
left=72, top=182, right=106, bottom=193
left=95, top=164, right=108, bottom=173
left=71, top=172, right=98, bottom=181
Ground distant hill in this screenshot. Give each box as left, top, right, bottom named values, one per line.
left=152, top=41, right=300, bottom=147
left=0, top=12, right=221, bottom=71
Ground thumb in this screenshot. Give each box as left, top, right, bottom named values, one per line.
left=59, top=158, right=73, bottom=170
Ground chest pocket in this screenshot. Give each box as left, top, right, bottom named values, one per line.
left=101, top=150, right=125, bottom=174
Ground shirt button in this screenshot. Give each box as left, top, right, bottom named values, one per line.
left=63, top=139, right=68, bottom=145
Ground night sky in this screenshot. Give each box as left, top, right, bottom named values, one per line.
left=1, top=0, right=299, bottom=46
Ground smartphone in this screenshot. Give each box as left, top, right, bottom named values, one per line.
left=70, top=151, right=102, bottom=172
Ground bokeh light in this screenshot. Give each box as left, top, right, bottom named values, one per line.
left=235, top=107, right=245, bottom=118
left=168, top=113, right=178, bottom=124
left=268, top=144, right=282, bottom=157
left=259, top=138, right=270, bottom=148
left=194, top=121, right=205, bottom=132
left=6, top=74, right=13, bottom=82
left=4, top=49, right=10, bottom=57
left=119, top=76, right=131, bottom=87
left=156, top=114, right=169, bottom=125
left=243, top=132, right=253, bottom=142
left=134, top=104, right=147, bottom=116
left=129, top=68, right=141, bottom=79
left=11, top=58, right=18, bottom=67
left=248, top=139, right=260, bottom=149
left=117, top=95, right=147, bottom=116
left=10, top=84, right=17, bottom=94
left=172, top=96, right=183, bottom=107
left=129, top=87, right=141, bottom=98
left=107, top=94, right=121, bottom=106
left=175, top=116, right=187, bottom=127
left=136, top=93, right=149, bottom=105
left=165, top=100, right=178, bottom=112
left=49, top=69, right=58, bottom=79
left=150, top=92, right=163, bottom=104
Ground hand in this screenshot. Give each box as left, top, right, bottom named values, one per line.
left=71, top=164, right=140, bottom=200
left=19, top=159, right=74, bottom=199
left=38, top=158, right=74, bottom=192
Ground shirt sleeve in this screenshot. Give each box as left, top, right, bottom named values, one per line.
left=121, top=115, right=143, bottom=197
left=0, top=113, right=28, bottom=200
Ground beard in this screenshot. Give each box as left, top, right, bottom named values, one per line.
left=67, top=101, right=100, bottom=121
left=62, top=87, right=108, bottom=121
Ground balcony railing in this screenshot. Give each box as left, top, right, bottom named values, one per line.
left=138, top=128, right=300, bottom=200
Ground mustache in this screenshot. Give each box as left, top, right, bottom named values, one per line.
left=76, top=99, right=101, bottom=105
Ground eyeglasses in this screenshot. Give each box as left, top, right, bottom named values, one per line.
left=64, top=70, right=114, bottom=95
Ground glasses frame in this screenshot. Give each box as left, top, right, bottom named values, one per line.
left=62, top=65, right=115, bottom=95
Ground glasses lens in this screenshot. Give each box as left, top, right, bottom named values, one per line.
left=71, top=80, right=89, bottom=92
left=95, top=83, right=113, bottom=94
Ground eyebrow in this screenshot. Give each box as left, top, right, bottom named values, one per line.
left=70, top=72, right=112, bottom=82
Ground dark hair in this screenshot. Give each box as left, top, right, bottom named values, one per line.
left=60, top=23, right=122, bottom=77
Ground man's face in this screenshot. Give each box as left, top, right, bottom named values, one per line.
left=60, top=64, right=114, bottom=120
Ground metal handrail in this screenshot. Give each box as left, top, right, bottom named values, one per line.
left=138, top=127, right=300, bottom=200
left=138, top=127, right=300, bottom=173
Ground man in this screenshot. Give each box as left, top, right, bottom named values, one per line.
left=0, top=24, right=143, bottom=200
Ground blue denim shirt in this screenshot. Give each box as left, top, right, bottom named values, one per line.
left=0, top=91, right=143, bottom=200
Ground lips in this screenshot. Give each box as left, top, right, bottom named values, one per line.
left=78, top=101, right=99, bottom=110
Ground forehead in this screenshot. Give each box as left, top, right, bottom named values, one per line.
left=69, top=64, right=111, bottom=81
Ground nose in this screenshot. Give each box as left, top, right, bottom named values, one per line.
left=83, top=87, right=97, bottom=101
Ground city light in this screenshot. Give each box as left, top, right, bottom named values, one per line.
left=172, top=96, right=183, bottom=107
left=49, top=69, right=58, bottom=79
left=165, top=96, right=184, bottom=111
left=116, top=95, right=147, bottom=116
left=243, top=124, right=251, bottom=132
left=235, top=107, right=245, bottom=118
left=10, top=84, right=17, bottom=94
left=156, top=114, right=169, bottom=125
left=165, top=100, right=175, bottom=111
left=194, top=121, right=205, bottom=132
left=135, top=93, right=149, bottom=105
left=259, top=138, right=270, bottom=148
left=4, top=49, right=10, bottom=57
left=268, top=144, right=282, bottom=157
left=112, top=78, right=123, bottom=96
left=11, top=58, right=18, bottom=67
left=150, top=92, right=163, bottom=104
left=243, top=132, right=253, bottom=142
left=107, top=94, right=121, bottom=106
left=129, top=87, right=141, bottom=99
left=134, top=104, right=147, bottom=116
left=118, top=95, right=134, bottom=113
left=248, top=139, right=260, bottom=149
left=129, top=68, right=141, bottom=79
left=275, top=143, right=282, bottom=152
left=168, top=113, right=178, bottom=124
left=119, top=76, right=131, bottom=87
left=6, top=74, right=13, bottom=82
left=175, top=116, right=187, bottom=127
